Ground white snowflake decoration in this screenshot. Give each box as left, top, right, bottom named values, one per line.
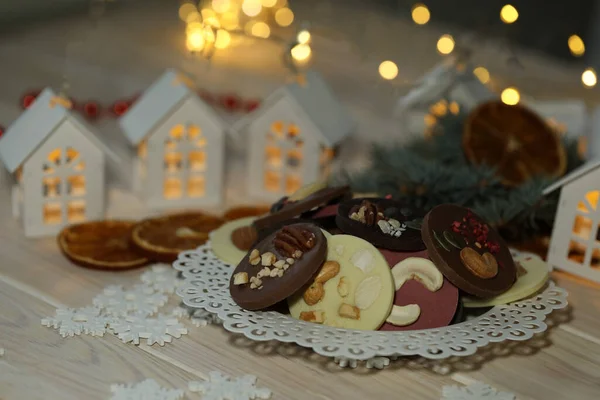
left=189, top=372, right=272, bottom=400
left=190, top=309, right=221, bottom=327
left=93, top=284, right=168, bottom=317
left=110, top=379, right=184, bottom=400
left=41, top=307, right=111, bottom=337
left=141, top=264, right=181, bottom=294
left=111, top=315, right=188, bottom=346
left=442, top=381, right=516, bottom=400
left=170, top=306, right=190, bottom=318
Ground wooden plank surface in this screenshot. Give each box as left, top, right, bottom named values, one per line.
left=1, top=2, right=600, bottom=399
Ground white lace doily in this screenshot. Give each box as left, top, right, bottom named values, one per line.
left=174, top=242, right=568, bottom=361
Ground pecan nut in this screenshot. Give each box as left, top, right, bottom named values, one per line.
left=273, top=226, right=316, bottom=259
left=349, top=200, right=384, bottom=226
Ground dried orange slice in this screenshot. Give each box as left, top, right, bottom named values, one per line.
left=463, top=101, right=566, bottom=186
left=131, top=212, right=224, bottom=262
left=223, top=205, right=270, bottom=221
left=58, top=221, right=149, bottom=270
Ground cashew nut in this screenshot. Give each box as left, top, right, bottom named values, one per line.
left=391, top=257, right=443, bottom=292
left=385, top=304, right=421, bottom=326
left=303, top=282, right=324, bottom=305
left=315, top=261, right=340, bottom=283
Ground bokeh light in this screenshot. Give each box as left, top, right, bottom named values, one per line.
left=568, top=35, right=585, bottom=57
left=242, top=0, right=262, bottom=17
left=379, top=61, right=399, bottom=80
left=473, top=67, right=490, bottom=84
left=582, top=68, right=597, bottom=88
left=291, top=44, right=311, bottom=61
left=411, top=4, right=430, bottom=25
left=212, top=0, right=230, bottom=13
left=214, top=29, right=231, bottom=49
left=437, top=34, right=455, bottom=55
left=297, top=30, right=311, bottom=44
left=275, top=7, right=294, bottom=26
left=501, top=87, right=520, bottom=105
left=179, top=3, right=197, bottom=21
left=252, top=22, right=271, bottom=38
left=186, top=30, right=205, bottom=52
left=500, top=4, right=518, bottom=24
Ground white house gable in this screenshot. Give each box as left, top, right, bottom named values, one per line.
left=144, top=95, right=224, bottom=206
left=22, top=118, right=104, bottom=236
left=247, top=95, right=322, bottom=197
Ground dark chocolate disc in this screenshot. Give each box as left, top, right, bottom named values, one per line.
left=336, top=198, right=426, bottom=251
left=253, top=186, right=351, bottom=231
left=421, top=204, right=517, bottom=298
left=230, top=223, right=327, bottom=311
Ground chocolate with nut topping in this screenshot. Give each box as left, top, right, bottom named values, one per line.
left=230, top=223, right=327, bottom=311
left=336, top=198, right=426, bottom=251
left=421, top=204, right=516, bottom=298
left=252, top=186, right=351, bottom=231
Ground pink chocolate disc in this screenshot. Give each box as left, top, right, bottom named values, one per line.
left=378, top=249, right=460, bottom=331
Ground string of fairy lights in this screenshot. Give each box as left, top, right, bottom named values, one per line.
left=179, top=0, right=312, bottom=71
left=178, top=2, right=596, bottom=107
left=379, top=3, right=597, bottom=106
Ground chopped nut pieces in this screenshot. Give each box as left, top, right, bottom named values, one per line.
left=286, top=258, right=295, bottom=265
left=300, top=310, right=325, bottom=323
left=273, top=260, right=286, bottom=269
left=249, top=276, right=263, bottom=289
left=233, top=272, right=249, bottom=285
left=249, top=249, right=260, bottom=265
left=338, top=303, right=360, bottom=320
left=337, top=277, right=349, bottom=297
left=257, top=267, right=271, bottom=278
left=261, top=252, right=276, bottom=266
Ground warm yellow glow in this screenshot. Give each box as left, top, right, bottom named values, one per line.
left=187, top=176, right=206, bottom=198
left=436, top=34, right=455, bottom=55
left=378, top=60, right=398, bottom=80
left=203, top=25, right=216, bottom=43
left=569, top=35, right=586, bottom=56
left=275, top=7, right=294, bottom=26
left=186, top=11, right=201, bottom=23
left=201, top=8, right=217, bottom=21
left=262, top=0, right=278, bottom=6
left=43, top=203, right=62, bottom=225
left=221, top=12, right=239, bottom=29
left=297, top=30, right=311, bottom=44
left=186, top=21, right=203, bottom=35
left=473, top=66, right=490, bottom=84
left=430, top=100, right=447, bottom=117
left=68, top=175, right=86, bottom=196
left=291, top=44, right=311, bottom=61
left=164, top=178, right=182, bottom=199
left=212, top=0, right=230, bottom=13
left=582, top=68, right=597, bottom=88
left=186, top=30, right=205, bottom=52
left=214, top=29, right=231, bottom=48
left=500, top=4, right=518, bottom=24
left=411, top=4, right=430, bottom=25
left=242, top=0, right=262, bottom=17
left=500, top=87, right=520, bottom=105
left=179, top=3, right=197, bottom=21
left=449, top=101, right=460, bottom=115
left=264, top=170, right=281, bottom=192
left=67, top=200, right=86, bottom=223
left=251, top=21, right=271, bottom=38
left=244, top=21, right=256, bottom=35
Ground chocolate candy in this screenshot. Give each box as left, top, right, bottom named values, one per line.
left=230, top=223, right=327, bottom=311
left=253, top=186, right=351, bottom=231
left=336, top=198, right=426, bottom=251
left=421, top=204, right=517, bottom=298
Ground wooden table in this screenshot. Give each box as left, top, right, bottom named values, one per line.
left=1, top=2, right=600, bottom=399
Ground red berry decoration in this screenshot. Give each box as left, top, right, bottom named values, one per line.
left=112, top=100, right=129, bottom=116
left=222, top=94, right=241, bottom=111
left=83, top=102, right=100, bottom=120
left=21, top=91, right=40, bottom=109
left=244, top=99, right=260, bottom=112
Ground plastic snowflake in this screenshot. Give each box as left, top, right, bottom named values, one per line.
left=170, top=306, right=190, bottom=318
left=110, top=379, right=184, bottom=400
left=41, top=307, right=111, bottom=337
left=110, top=315, right=188, bottom=346
left=190, top=309, right=221, bottom=327
left=442, top=381, right=515, bottom=400
left=141, top=264, right=181, bottom=293
left=93, top=284, right=168, bottom=317
left=189, top=371, right=272, bottom=400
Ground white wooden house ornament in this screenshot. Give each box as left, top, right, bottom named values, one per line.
left=0, top=88, right=118, bottom=238
left=544, top=159, right=600, bottom=283
left=394, top=57, right=496, bottom=136
left=119, top=69, right=226, bottom=209
left=232, top=71, right=355, bottom=201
